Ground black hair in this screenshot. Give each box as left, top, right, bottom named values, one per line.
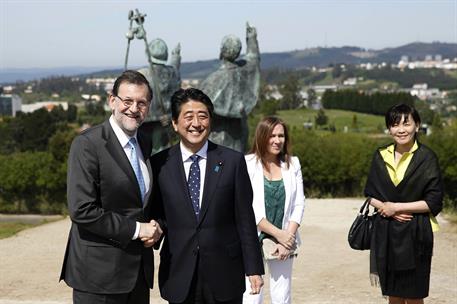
left=171, top=88, right=214, bottom=121
left=112, top=70, right=153, bottom=101
left=385, top=103, right=421, bottom=129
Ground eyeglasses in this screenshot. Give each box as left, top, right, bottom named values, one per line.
left=115, top=95, right=149, bottom=111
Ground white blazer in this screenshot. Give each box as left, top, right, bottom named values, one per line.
left=245, top=154, right=305, bottom=246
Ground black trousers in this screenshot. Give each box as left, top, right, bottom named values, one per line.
left=170, top=257, right=242, bottom=304
left=73, top=263, right=149, bottom=304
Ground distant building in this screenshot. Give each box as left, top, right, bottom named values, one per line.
left=410, top=84, right=442, bottom=100
left=21, top=101, right=68, bottom=113
left=312, top=85, right=338, bottom=94
left=2, top=86, right=15, bottom=94
left=181, top=79, right=200, bottom=89
left=297, top=90, right=309, bottom=108
left=265, top=85, right=283, bottom=100
left=0, top=94, right=22, bottom=117
left=24, top=85, right=33, bottom=94
left=81, top=94, right=102, bottom=102
left=398, top=54, right=457, bottom=70
left=85, top=77, right=116, bottom=92
left=343, top=77, right=357, bottom=86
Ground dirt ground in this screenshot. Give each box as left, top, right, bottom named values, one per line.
left=1, top=199, right=456, bottom=304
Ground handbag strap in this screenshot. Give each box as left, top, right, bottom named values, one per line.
left=359, top=198, right=373, bottom=216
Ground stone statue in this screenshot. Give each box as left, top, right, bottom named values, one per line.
left=123, top=9, right=181, bottom=153
left=138, top=38, right=181, bottom=153
left=199, top=22, right=260, bottom=152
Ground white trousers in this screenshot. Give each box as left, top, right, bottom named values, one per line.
left=243, top=257, right=294, bottom=304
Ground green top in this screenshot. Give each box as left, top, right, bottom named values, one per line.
left=260, top=177, right=286, bottom=242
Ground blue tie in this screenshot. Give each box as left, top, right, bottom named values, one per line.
left=128, top=138, right=146, bottom=203
left=188, top=155, right=201, bottom=218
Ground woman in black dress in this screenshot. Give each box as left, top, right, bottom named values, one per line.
left=365, top=104, right=443, bottom=304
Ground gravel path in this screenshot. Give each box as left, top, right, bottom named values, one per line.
left=1, top=199, right=456, bottom=304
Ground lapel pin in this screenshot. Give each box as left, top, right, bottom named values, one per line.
left=214, top=161, right=223, bottom=172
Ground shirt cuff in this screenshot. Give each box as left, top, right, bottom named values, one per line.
left=132, top=222, right=140, bottom=240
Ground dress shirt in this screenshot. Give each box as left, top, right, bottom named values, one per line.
left=109, top=116, right=150, bottom=239
left=180, top=141, right=208, bottom=208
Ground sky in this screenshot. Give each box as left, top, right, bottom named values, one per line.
left=1, top=0, right=456, bottom=69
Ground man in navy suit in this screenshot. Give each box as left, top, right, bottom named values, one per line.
left=150, top=88, right=264, bottom=304
left=60, top=70, right=162, bottom=304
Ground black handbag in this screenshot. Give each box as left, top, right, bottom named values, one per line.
left=348, top=198, right=376, bottom=250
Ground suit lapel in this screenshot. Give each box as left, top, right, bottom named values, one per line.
left=168, top=144, right=198, bottom=219
left=199, top=142, right=223, bottom=224
left=137, top=128, right=152, bottom=160
left=281, top=160, right=292, bottom=219
left=138, top=129, right=152, bottom=208
left=143, top=159, right=153, bottom=208
left=103, top=121, right=142, bottom=206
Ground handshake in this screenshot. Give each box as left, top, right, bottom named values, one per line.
left=139, top=220, right=163, bottom=248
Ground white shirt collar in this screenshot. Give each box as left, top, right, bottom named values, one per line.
left=109, top=115, right=137, bottom=147
left=180, top=141, right=208, bottom=162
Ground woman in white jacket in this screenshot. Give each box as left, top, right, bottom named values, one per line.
left=243, top=116, right=305, bottom=304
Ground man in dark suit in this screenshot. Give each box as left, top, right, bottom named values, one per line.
left=60, top=70, right=162, bottom=304
left=150, top=88, right=264, bottom=304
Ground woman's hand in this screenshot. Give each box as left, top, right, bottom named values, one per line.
left=378, top=202, right=397, bottom=218
left=274, top=229, right=295, bottom=250
left=271, top=243, right=290, bottom=261
left=392, top=212, right=413, bottom=223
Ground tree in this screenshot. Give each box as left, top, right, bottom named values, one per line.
left=254, top=81, right=279, bottom=116
left=351, top=114, right=359, bottom=131
left=415, top=100, right=435, bottom=125
left=0, top=152, right=56, bottom=212
left=85, top=101, right=106, bottom=116
left=67, top=104, right=78, bottom=122
left=332, top=64, right=342, bottom=78
left=10, top=108, right=57, bottom=151
left=307, top=88, right=317, bottom=108
left=279, top=74, right=302, bottom=110
left=425, top=121, right=457, bottom=210
left=48, top=129, right=77, bottom=162
left=315, top=109, right=328, bottom=127
left=431, top=113, right=443, bottom=131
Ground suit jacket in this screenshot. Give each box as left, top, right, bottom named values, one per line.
left=60, top=120, right=154, bottom=294
left=151, top=141, right=264, bottom=303
left=245, top=154, right=305, bottom=246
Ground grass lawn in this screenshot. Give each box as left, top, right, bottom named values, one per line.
left=0, top=222, right=37, bottom=239
left=275, top=108, right=385, bottom=133
left=0, top=216, right=63, bottom=239
left=444, top=70, right=457, bottom=79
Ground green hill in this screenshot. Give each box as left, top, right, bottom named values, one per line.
left=253, top=108, right=386, bottom=134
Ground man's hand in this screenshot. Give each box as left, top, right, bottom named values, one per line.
left=172, top=43, right=181, bottom=56
left=248, top=275, right=263, bottom=295
left=246, top=22, right=257, bottom=38
left=139, top=220, right=162, bottom=247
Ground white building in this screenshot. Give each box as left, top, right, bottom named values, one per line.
left=181, top=79, right=200, bottom=89
left=21, top=101, right=69, bottom=113
left=343, top=77, right=357, bottom=86
left=312, top=85, right=338, bottom=94
left=398, top=55, right=457, bottom=70
left=410, top=84, right=442, bottom=100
